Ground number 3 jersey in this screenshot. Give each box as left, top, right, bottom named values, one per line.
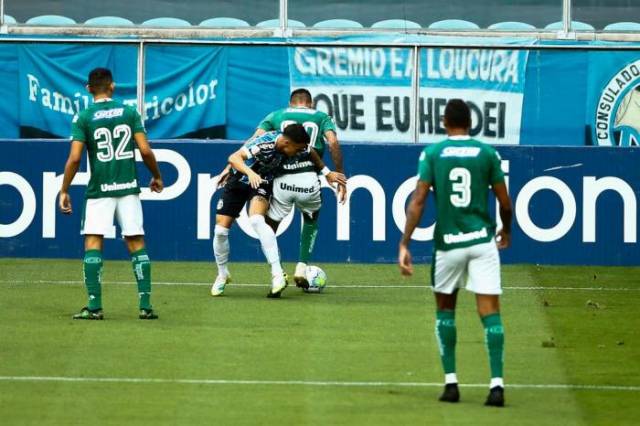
left=418, top=136, right=505, bottom=251
left=70, top=99, right=145, bottom=199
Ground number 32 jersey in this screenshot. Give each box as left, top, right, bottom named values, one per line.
left=71, top=99, right=145, bottom=199
left=418, top=136, right=505, bottom=251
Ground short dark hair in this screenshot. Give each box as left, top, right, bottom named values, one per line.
left=87, top=68, right=113, bottom=94
left=290, top=88, right=312, bottom=104
left=282, top=123, right=310, bottom=146
left=444, top=99, right=471, bottom=129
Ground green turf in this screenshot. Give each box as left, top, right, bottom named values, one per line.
left=0, top=258, right=638, bottom=425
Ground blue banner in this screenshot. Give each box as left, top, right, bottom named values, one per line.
left=290, top=47, right=415, bottom=142
left=1, top=140, right=637, bottom=266
left=144, top=46, right=227, bottom=139
left=0, top=39, right=639, bottom=147
left=0, top=44, right=19, bottom=138
left=419, top=48, right=529, bottom=145
left=16, top=44, right=227, bottom=139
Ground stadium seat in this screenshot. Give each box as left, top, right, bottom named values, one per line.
left=545, top=21, right=594, bottom=31
left=84, top=16, right=134, bottom=26
left=199, top=17, right=250, bottom=27
left=603, top=22, right=640, bottom=31
left=2, top=14, right=17, bottom=24
left=313, top=19, right=363, bottom=28
left=429, top=19, right=480, bottom=30
left=488, top=21, right=536, bottom=30
left=256, top=19, right=306, bottom=28
left=142, top=17, right=191, bottom=27
left=371, top=19, right=421, bottom=29
left=26, top=15, right=77, bottom=25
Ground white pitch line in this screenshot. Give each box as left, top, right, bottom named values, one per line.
left=0, top=280, right=639, bottom=291
left=0, top=376, right=638, bottom=391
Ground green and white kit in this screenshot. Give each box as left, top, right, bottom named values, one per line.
left=257, top=107, right=336, bottom=221
left=418, top=135, right=505, bottom=294
left=71, top=98, right=146, bottom=236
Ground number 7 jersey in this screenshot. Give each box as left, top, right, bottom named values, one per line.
left=70, top=99, right=146, bottom=199
left=418, top=136, right=505, bottom=251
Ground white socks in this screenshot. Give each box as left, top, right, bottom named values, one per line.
left=490, top=377, right=504, bottom=389
left=249, top=214, right=283, bottom=276
left=213, top=225, right=230, bottom=277
left=445, top=373, right=458, bottom=385
left=443, top=374, right=502, bottom=388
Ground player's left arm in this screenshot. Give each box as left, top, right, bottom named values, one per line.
left=488, top=148, right=512, bottom=249
left=59, top=141, right=85, bottom=214
left=308, top=149, right=346, bottom=187
left=493, top=182, right=512, bottom=249
left=398, top=180, right=431, bottom=276
left=324, top=130, right=347, bottom=204
left=250, top=128, right=267, bottom=140
left=133, top=132, right=163, bottom=193
left=324, top=130, right=344, bottom=174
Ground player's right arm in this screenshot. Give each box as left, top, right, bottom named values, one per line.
left=228, top=147, right=263, bottom=189
left=399, top=180, right=431, bottom=276
left=133, top=132, right=163, bottom=193
left=216, top=128, right=267, bottom=188
left=58, top=140, right=85, bottom=214
left=399, top=147, right=433, bottom=276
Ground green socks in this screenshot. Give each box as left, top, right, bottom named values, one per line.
left=482, top=313, right=505, bottom=379
left=435, top=310, right=457, bottom=375
left=131, top=248, right=152, bottom=310
left=83, top=249, right=103, bottom=311
left=299, top=215, right=319, bottom=264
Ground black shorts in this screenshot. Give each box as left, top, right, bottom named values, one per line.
left=216, top=177, right=273, bottom=218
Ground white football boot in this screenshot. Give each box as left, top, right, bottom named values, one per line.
left=267, top=272, right=288, bottom=298
left=211, top=274, right=231, bottom=297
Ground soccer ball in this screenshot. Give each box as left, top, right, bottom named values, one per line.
left=303, top=265, right=327, bottom=293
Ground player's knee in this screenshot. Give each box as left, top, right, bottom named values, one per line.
left=124, top=235, right=145, bottom=252
left=248, top=214, right=266, bottom=230
left=215, top=214, right=235, bottom=228
left=214, top=224, right=230, bottom=237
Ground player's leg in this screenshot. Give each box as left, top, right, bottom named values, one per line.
left=74, top=197, right=115, bottom=320
left=212, top=214, right=235, bottom=295
left=431, top=247, right=467, bottom=402
left=211, top=181, right=248, bottom=296
left=467, top=241, right=505, bottom=407
left=248, top=188, right=287, bottom=297
left=116, top=194, right=157, bottom=319
left=294, top=194, right=322, bottom=288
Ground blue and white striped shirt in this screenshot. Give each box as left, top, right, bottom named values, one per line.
left=232, top=131, right=286, bottom=184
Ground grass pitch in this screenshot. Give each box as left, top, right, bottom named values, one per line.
left=0, top=259, right=638, bottom=425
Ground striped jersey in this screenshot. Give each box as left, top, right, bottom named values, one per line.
left=232, top=131, right=286, bottom=184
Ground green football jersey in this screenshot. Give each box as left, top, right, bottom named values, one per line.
left=259, top=107, right=336, bottom=174
left=70, top=99, right=145, bottom=199
left=418, top=136, right=505, bottom=251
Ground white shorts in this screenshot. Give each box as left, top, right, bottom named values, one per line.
left=81, top=194, right=145, bottom=237
left=432, top=240, right=501, bottom=295
left=268, top=172, right=322, bottom=222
